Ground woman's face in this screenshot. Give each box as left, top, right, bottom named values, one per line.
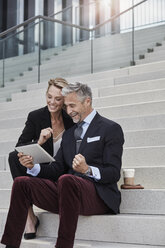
left=46, top=85, right=64, bottom=113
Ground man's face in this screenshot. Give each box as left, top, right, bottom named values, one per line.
left=64, top=92, right=92, bottom=123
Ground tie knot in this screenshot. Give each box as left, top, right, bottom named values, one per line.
left=77, top=121, right=85, bottom=128
left=74, top=121, right=85, bottom=140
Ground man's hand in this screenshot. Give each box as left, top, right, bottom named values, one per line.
left=38, top=127, right=53, bottom=145
left=18, top=152, right=34, bottom=169
left=72, top=154, right=89, bottom=174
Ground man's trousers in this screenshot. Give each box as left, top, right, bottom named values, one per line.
left=1, top=174, right=109, bottom=248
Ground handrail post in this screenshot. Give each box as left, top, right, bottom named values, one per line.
left=91, top=30, right=94, bottom=74
left=2, top=40, right=5, bottom=87
left=38, top=18, right=41, bottom=84
left=131, top=0, right=135, bottom=66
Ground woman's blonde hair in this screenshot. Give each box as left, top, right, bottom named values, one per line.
left=46, top=78, right=68, bottom=93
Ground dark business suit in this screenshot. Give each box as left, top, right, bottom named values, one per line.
left=39, top=112, right=124, bottom=213
left=9, top=106, right=74, bottom=179
left=2, top=112, right=124, bottom=248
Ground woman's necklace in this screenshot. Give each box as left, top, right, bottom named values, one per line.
left=51, top=116, right=65, bottom=139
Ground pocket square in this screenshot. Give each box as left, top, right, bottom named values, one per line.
left=87, top=136, right=100, bottom=143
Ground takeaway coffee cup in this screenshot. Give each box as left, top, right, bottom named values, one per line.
left=123, top=169, right=135, bottom=185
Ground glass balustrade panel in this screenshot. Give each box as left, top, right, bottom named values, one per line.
left=39, top=19, right=91, bottom=83
left=92, top=11, right=133, bottom=74
left=0, top=39, right=3, bottom=88
left=2, top=21, right=40, bottom=89
left=134, top=0, right=165, bottom=67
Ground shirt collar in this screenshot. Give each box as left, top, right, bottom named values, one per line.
left=83, top=109, right=96, bottom=125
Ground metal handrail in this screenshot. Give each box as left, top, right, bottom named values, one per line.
left=93, top=0, right=147, bottom=30
left=0, top=0, right=149, bottom=87
left=50, top=1, right=96, bottom=18
left=0, top=0, right=148, bottom=38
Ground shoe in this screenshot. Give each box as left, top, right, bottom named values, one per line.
left=24, top=216, right=40, bottom=240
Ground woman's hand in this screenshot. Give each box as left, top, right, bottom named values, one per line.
left=18, top=152, right=34, bottom=169
left=38, top=127, right=53, bottom=145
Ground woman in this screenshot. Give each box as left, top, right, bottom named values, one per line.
left=8, top=77, right=74, bottom=240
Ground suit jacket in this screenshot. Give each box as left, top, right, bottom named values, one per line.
left=16, top=106, right=74, bottom=156
left=38, top=112, right=124, bottom=214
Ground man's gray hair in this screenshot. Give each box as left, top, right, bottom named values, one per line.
left=62, top=82, right=92, bottom=103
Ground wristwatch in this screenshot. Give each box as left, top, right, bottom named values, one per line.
left=84, top=166, right=92, bottom=176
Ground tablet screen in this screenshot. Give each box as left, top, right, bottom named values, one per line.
left=15, top=143, right=55, bottom=164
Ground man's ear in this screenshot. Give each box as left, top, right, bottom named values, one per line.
left=85, top=97, right=91, bottom=106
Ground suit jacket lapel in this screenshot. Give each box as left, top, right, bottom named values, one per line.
left=79, top=113, right=100, bottom=153
left=41, top=107, right=53, bottom=155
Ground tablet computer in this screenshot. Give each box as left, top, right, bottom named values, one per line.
left=15, top=143, right=55, bottom=164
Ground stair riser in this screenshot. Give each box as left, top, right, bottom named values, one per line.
left=29, top=213, right=165, bottom=246
left=94, top=89, right=165, bottom=108
left=115, top=70, right=165, bottom=85
left=1, top=100, right=165, bottom=120
left=98, top=101, right=165, bottom=118
left=1, top=165, right=165, bottom=189
left=99, top=78, right=165, bottom=97
left=0, top=211, right=165, bottom=246
left=123, top=147, right=165, bottom=167
left=2, top=129, right=165, bottom=147
left=119, top=166, right=165, bottom=189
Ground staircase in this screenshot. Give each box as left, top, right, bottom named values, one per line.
left=1, top=24, right=165, bottom=102
left=0, top=59, right=165, bottom=247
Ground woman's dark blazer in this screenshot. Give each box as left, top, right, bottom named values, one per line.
left=16, top=106, right=74, bottom=156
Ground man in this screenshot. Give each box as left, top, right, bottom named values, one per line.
left=1, top=82, right=124, bottom=248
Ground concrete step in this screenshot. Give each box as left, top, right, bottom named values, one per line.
left=5, top=59, right=165, bottom=97
left=0, top=171, right=12, bottom=189
left=0, top=106, right=40, bottom=121
left=119, top=166, right=165, bottom=189
left=24, top=65, right=129, bottom=83
left=32, top=212, right=165, bottom=246
left=10, top=87, right=99, bottom=104
left=145, top=49, right=165, bottom=58
left=8, top=88, right=165, bottom=112
left=98, top=100, right=165, bottom=119
left=19, top=238, right=165, bottom=248
left=0, top=117, right=26, bottom=129
left=124, top=128, right=165, bottom=147
left=114, top=69, right=165, bottom=85
left=1, top=171, right=165, bottom=209
left=1, top=210, right=164, bottom=246
left=114, top=114, right=165, bottom=131
left=0, top=141, right=16, bottom=155
left=0, top=97, right=7, bottom=103
left=1, top=99, right=165, bottom=121
left=24, top=60, right=165, bottom=92
left=128, top=60, right=165, bottom=75
left=120, top=189, right=165, bottom=214
left=1, top=128, right=165, bottom=148
left=123, top=146, right=165, bottom=167
left=11, top=82, right=165, bottom=106
left=99, top=78, right=165, bottom=97
left=0, top=155, right=8, bottom=170
left=136, top=54, right=165, bottom=64
left=94, top=89, right=165, bottom=108
left=1, top=164, right=165, bottom=190
left=0, top=128, right=22, bottom=140
left=0, top=142, right=164, bottom=167
left=0, top=235, right=164, bottom=248
left=0, top=113, right=165, bottom=134
left=0, top=190, right=10, bottom=208
left=2, top=126, right=165, bottom=152
left=0, top=113, right=163, bottom=132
